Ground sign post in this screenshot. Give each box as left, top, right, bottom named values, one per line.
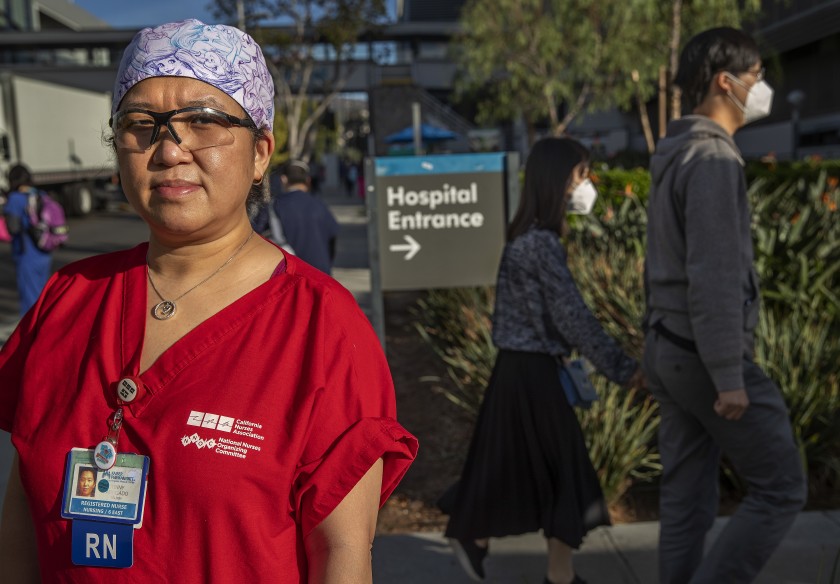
left=365, top=152, right=518, bottom=345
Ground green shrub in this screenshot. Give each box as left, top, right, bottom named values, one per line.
left=746, top=158, right=840, bottom=191
left=754, top=307, right=840, bottom=484
left=565, top=242, right=645, bottom=357
left=591, top=166, right=651, bottom=206
left=751, top=170, right=840, bottom=316
left=566, top=238, right=660, bottom=503
left=575, top=384, right=661, bottom=504
left=566, top=166, right=650, bottom=256
left=412, top=287, right=496, bottom=416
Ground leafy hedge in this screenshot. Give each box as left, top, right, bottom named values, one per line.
left=751, top=171, right=840, bottom=316
left=580, top=161, right=840, bottom=316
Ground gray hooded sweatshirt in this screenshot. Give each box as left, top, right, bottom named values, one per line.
left=646, top=115, right=760, bottom=393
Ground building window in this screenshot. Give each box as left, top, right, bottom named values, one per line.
left=2, top=0, right=32, bottom=30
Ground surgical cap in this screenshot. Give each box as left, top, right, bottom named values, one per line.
left=112, top=19, right=274, bottom=132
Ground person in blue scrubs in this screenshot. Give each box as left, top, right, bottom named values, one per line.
left=3, top=164, right=53, bottom=316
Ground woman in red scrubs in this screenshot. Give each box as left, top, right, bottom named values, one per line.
left=0, top=19, right=416, bottom=583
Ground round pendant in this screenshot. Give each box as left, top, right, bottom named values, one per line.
left=93, top=440, right=117, bottom=470
left=152, top=300, right=177, bottom=320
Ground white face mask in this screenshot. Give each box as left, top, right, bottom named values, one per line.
left=567, top=179, right=598, bottom=215
left=726, top=74, right=774, bottom=124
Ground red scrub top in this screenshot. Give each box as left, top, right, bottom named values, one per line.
left=0, top=244, right=417, bottom=583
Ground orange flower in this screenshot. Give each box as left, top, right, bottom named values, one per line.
left=828, top=176, right=839, bottom=189
left=829, top=200, right=838, bottom=212
left=624, top=183, right=634, bottom=196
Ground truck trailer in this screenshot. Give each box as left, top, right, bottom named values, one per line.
left=0, top=73, right=116, bottom=216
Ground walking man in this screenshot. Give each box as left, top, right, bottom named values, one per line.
left=252, top=160, right=339, bottom=274
left=643, top=27, right=806, bottom=584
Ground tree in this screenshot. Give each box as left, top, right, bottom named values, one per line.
left=457, top=0, right=766, bottom=150
left=210, top=0, right=387, bottom=163
left=456, top=0, right=664, bottom=140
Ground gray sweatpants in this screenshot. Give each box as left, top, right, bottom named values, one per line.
left=643, top=332, right=807, bottom=584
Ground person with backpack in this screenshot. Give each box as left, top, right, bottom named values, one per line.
left=2, top=163, right=65, bottom=316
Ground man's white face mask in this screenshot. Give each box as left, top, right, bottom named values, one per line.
left=567, top=179, right=598, bottom=215
left=726, top=72, right=774, bottom=124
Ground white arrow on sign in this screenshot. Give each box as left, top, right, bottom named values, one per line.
left=389, top=235, right=421, bottom=260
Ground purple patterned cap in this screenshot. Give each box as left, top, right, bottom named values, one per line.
left=112, top=19, right=274, bottom=132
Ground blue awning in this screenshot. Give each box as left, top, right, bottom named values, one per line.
left=385, top=123, right=458, bottom=143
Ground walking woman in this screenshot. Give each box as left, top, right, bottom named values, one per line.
left=0, top=19, right=416, bottom=583
left=445, top=137, right=643, bottom=584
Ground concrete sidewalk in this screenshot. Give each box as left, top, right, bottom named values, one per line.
left=372, top=511, right=840, bottom=583
left=329, top=198, right=373, bottom=317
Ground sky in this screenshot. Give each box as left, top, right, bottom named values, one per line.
left=71, top=0, right=222, bottom=28
left=70, top=0, right=396, bottom=29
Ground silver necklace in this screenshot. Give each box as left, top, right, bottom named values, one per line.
left=146, top=230, right=255, bottom=321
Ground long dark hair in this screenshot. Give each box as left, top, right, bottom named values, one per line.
left=508, top=137, right=590, bottom=241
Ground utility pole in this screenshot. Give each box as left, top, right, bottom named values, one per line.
left=237, top=0, right=245, bottom=30
left=412, top=102, right=423, bottom=155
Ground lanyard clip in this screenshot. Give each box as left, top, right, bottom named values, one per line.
left=94, top=407, right=123, bottom=471
left=106, top=407, right=124, bottom=444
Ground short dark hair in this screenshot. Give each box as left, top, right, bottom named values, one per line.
left=675, top=27, right=761, bottom=112
left=8, top=164, right=33, bottom=192
left=508, top=137, right=590, bottom=241
left=282, top=160, right=310, bottom=186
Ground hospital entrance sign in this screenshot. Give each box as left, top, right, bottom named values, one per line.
left=367, top=153, right=515, bottom=291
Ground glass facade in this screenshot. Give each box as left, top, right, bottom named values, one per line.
left=1, top=0, right=31, bottom=31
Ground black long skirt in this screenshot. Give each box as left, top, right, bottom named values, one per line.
left=444, top=350, right=610, bottom=548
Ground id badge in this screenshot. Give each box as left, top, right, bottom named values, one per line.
left=62, top=448, right=149, bottom=526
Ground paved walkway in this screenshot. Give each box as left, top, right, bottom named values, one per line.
left=329, top=197, right=373, bottom=317
left=372, top=511, right=840, bottom=583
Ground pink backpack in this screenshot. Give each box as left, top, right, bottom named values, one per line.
left=0, top=214, right=11, bottom=242
left=27, top=192, right=69, bottom=251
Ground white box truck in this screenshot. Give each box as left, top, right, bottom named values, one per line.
left=0, top=73, right=116, bottom=216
